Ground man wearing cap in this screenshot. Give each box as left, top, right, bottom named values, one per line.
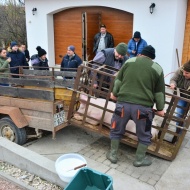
left=60, top=45, right=82, bottom=72
left=7, top=41, right=28, bottom=78
left=127, top=31, right=147, bottom=58
left=92, top=42, right=128, bottom=88
left=106, top=45, right=165, bottom=167
left=170, top=60, right=190, bottom=142
left=93, top=24, right=114, bottom=54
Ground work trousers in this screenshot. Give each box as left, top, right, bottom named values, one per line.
left=110, top=102, right=155, bottom=146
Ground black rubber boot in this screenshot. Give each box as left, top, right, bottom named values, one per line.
left=106, top=139, right=120, bottom=164
left=133, top=143, right=152, bottom=167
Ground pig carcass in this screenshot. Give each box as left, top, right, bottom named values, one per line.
left=74, top=94, right=158, bottom=140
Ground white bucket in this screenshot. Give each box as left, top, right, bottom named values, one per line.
left=55, top=153, right=87, bottom=183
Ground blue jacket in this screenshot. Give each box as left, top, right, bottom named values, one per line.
left=127, top=38, right=147, bottom=58
left=7, top=50, right=28, bottom=76
left=60, top=54, right=82, bottom=71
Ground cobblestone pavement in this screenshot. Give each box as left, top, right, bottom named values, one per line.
left=0, top=177, right=24, bottom=190
left=77, top=136, right=171, bottom=187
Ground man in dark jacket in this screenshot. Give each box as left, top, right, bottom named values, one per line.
left=7, top=41, right=28, bottom=78
left=60, top=45, right=82, bottom=72
left=93, top=24, right=114, bottom=54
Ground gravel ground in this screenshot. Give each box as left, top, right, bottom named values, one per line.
left=0, top=177, right=24, bottom=190
left=0, top=161, right=62, bottom=190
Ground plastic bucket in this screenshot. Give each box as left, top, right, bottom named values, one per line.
left=55, top=153, right=87, bottom=183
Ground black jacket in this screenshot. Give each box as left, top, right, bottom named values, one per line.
left=7, top=50, right=28, bottom=76
left=93, top=32, right=114, bottom=53
left=31, top=54, right=49, bottom=70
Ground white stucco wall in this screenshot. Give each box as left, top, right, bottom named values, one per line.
left=25, top=0, right=188, bottom=84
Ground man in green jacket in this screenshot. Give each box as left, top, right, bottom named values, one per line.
left=106, top=45, right=165, bottom=167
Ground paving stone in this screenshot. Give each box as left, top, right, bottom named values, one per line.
left=96, top=156, right=107, bottom=163
left=139, top=174, right=150, bottom=182
left=151, top=174, right=161, bottom=181
left=116, top=165, right=126, bottom=172
left=110, top=163, right=119, bottom=169
left=123, top=168, right=133, bottom=175
left=147, top=178, right=157, bottom=186
left=131, top=171, right=141, bottom=179
left=103, top=159, right=111, bottom=166
left=84, top=151, right=94, bottom=158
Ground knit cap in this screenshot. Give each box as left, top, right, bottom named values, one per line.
left=115, top=43, right=127, bottom=56
left=141, top=45, right=156, bottom=59
left=68, top=45, right=75, bottom=52
left=183, top=60, right=190, bottom=72
left=133, top=31, right=141, bottom=38
left=36, top=46, right=46, bottom=57
left=10, top=41, right=18, bottom=48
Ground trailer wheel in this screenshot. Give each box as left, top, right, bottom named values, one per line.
left=0, top=117, right=27, bottom=145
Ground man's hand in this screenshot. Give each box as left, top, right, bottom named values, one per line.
left=170, top=83, right=176, bottom=89
left=93, top=84, right=98, bottom=88
left=156, top=110, right=165, bottom=117
left=132, top=50, right=136, bottom=54
left=110, top=92, right=117, bottom=100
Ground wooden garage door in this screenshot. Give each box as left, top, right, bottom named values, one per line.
left=182, top=0, right=190, bottom=64
left=54, top=7, right=133, bottom=64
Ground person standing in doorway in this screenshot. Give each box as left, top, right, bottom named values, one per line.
left=127, top=31, right=147, bottom=58
left=106, top=45, right=165, bottom=167
left=93, top=24, right=114, bottom=54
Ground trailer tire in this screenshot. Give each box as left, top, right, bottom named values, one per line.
left=0, top=117, right=27, bottom=145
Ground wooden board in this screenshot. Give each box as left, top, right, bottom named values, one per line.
left=0, top=78, right=54, bottom=88
left=0, top=87, right=54, bottom=101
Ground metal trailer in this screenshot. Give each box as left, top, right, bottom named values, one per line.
left=67, top=62, right=190, bottom=161
left=0, top=66, right=76, bottom=145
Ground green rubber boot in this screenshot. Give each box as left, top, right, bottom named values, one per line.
left=133, top=143, right=152, bottom=167
left=106, top=139, right=120, bottom=164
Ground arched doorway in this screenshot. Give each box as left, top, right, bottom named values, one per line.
left=54, top=6, right=133, bottom=64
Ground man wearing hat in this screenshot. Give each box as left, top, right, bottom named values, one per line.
left=60, top=45, right=82, bottom=73
left=170, top=60, right=190, bottom=142
left=93, top=24, right=114, bottom=54
left=7, top=41, right=28, bottom=77
left=31, top=46, right=49, bottom=70
left=106, top=45, right=165, bottom=167
left=92, top=42, right=128, bottom=88
left=127, top=31, right=147, bottom=58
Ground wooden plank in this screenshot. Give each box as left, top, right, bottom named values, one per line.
left=54, top=70, right=77, bottom=77
left=22, top=69, right=52, bottom=76
left=0, top=86, right=54, bottom=101
left=24, top=115, right=52, bottom=131
left=21, top=109, right=52, bottom=118
left=0, top=78, right=54, bottom=88
left=54, top=79, right=75, bottom=88
left=0, top=97, right=54, bottom=112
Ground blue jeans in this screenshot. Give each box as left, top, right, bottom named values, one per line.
left=0, top=83, right=9, bottom=86
left=176, top=99, right=187, bottom=133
